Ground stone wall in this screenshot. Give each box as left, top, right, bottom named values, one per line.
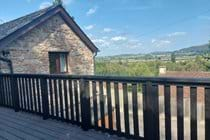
left=0, top=14, right=95, bottom=75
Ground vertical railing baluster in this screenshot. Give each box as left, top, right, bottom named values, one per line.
left=7, top=76, right=10, bottom=106
left=2, top=76, right=5, bottom=106
left=205, top=86, right=210, bottom=140
left=132, top=83, right=139, bottom=137
left=4, top=76, right=8, bottom=106
left=49, top=78, right=54, bottom=116
left=190, top=86, right=197, bottom=140
left=53, top=79, right=59, bottom=119
left=99, top=81, right=105, bottom=129
left=164, top=84, right=171, bottom=140
left=11, top=75, right=19, bottom=112
left=0, top=76, right=3, bottom=106
left=20, top=78, right=25, bottom=110
left=26, top=78, right=30, bottom=111
left=80, top=79, right=91, bottom=131
left=92, top=81, right=98, bottom=127
left=0, top=76, right=4, bottom=106
left=29, top=78, right=33, bottom=111
left=10, top=76, right=13, bottom=106
left=3, top=76, right=6, bottom=106
left=114, top=82, right=121, bottom=133
left=41, top=77, right=49, bottom=120
left=30, top=78, right=34, bottom=112
left=68, top=80, right=74, bottom=122
left=63, top=79, right=69, bottom=121
left=74, top=80, right=80, bottom=123
left=32, top=78, right=37, bottom=113
left=143, top=82, right=159, bottom=140
left=17, top=78, right=22, bottom=109
left=36, top=78, right=41, bottom=114
left=123, top=83, right=130, bottom=135
left=3, top=76, right=8, bottom=106
left=23, top=78, right=28, bottom=110
left=58, top=79, right=64, bottom=120
left=107, top=81, right=113, bottom=130
left=7, top=76, right=12, bottom=106
left=177, top=85, right=184, bottom=140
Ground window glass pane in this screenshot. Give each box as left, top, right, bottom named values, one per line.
left=60, top=54, right=67, bottom=72
left=49, top=53, right=60, bottom=73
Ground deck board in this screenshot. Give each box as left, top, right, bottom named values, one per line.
left=0, top=107, right=124, bottom=140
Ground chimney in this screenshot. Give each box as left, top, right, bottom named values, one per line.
left=159, top=66, right=166, bottom=75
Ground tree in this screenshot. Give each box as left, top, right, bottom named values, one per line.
left=171, top=52, right=176, bottom=63
left=203, top=40, right=210, bottom=61
left=53, top=0, right=63, bottom=5
left=208, top=40, right=210, bottom=52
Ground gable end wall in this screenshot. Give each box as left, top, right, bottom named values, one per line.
left=0, top=14, right=95, bottom=75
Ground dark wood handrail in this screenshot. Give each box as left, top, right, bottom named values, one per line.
left=0, top=73, right=210, bottom=85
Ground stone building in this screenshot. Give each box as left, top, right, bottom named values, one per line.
left=0, top=4, right=99, bottom=75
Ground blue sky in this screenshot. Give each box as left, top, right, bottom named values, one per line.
left=0, top=0, right=210, bottom=56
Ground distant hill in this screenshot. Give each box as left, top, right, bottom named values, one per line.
left=174, top=44, right=209, bottom=55
left=97, top=43, right=209, bottom=61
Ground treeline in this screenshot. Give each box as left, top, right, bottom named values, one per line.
left=95, top=56, right=210, bottom=76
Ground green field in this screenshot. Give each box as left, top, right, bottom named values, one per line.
left=95, top=55, right=210, bottom=76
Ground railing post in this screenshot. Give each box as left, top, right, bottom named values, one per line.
left=80, top=78, right=91, bottom=131
left=41, top=77, right=49, bottom=120
left=11, top=75, right=20, bottom=112
left=205, top=87, right=210, bottom=140
left=143, top=82, right=159, bottom=140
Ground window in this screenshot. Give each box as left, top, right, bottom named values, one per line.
left=49, top=52, right=68, bottom=74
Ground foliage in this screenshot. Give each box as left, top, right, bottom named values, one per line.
left=95, top=56, right=210, bottom=77
left=171, top=52, right=176, bottom=63
left=95, top=61, right=157, bottom=76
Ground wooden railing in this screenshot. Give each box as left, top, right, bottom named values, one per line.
left=0, top=73, right=210, bottom=140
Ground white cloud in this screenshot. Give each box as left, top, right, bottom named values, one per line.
left=111, top=36, right=127, bottom=41
left=92, top=39, right=110, bottom=47
left=127, top=42, right=142, bottom=49
left=161, top=40, right=171, bottom=44
left=103, top=28, right=113, bottom=33
left=152, top=39, right=171, bottom=47
left=168, top=32, right=186, bottom=37
left=151, top=39, right=157, bottom=43
left=39, top=2, right=52, bottom=9
left=91, top=33, right=142, bottom=51
left=84, top=25, right=95, bottom=30
left=86, top=6, right=98, bottom=16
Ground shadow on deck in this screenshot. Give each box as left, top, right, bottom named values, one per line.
left=0, top=107, right=123, bottom=140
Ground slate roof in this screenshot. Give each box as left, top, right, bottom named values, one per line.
left=0, top=4, right=99, bottom=53
left=0, top=5, right=56, bottom=40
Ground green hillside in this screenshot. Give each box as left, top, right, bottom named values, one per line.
left=97, top=43, right=210, bottom=61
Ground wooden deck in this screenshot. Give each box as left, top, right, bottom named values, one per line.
left=0, top=107, right=124, bottom=140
